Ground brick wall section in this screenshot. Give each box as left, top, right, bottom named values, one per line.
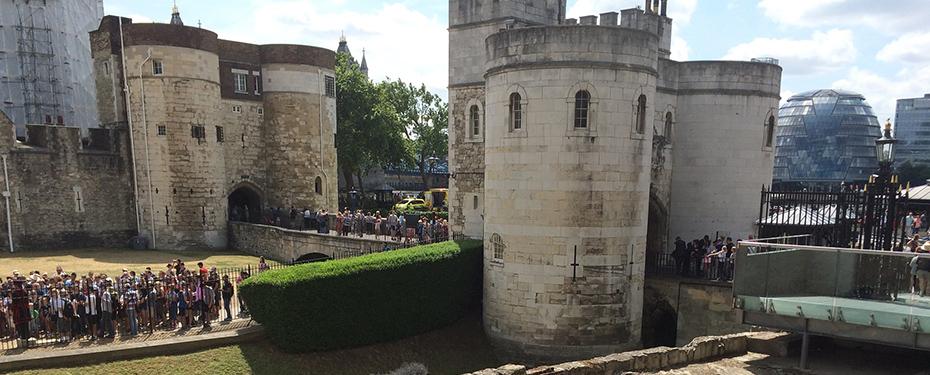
left=643, top=277, right=747, bottom=347
left=228, top=222, right=392, bottom=262
left=466, top=332, right=760, bottom=375
left=0, top=119, right=136, bottom=251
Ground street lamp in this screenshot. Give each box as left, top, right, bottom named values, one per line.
left=863, top=120, right=902, bottom=251
left=875, top=120, right=898, bottom=180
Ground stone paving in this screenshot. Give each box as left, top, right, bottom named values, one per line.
left=0, top=316, right=253, bottom=355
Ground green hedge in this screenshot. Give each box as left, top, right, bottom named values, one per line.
left=239, top=239, right=482, bottom=352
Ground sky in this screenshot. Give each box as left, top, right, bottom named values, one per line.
left=103, top=0, right=930, bottom=124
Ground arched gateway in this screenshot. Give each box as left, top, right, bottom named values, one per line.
left=228, top=184, right=262, bottom=224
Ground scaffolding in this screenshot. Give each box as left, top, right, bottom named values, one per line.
left=0, top=0, right=103, bottom=137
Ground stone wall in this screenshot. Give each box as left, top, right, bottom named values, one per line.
left=481, top=25, right=658, bottom=363
left=0, top=118, right=136, bottom=251
left=228, top=222, right=392, bottom=262
left=667, top=61, right=781, bottom=242
left=448, top=85, right=485, bottom=238
left=466, top=332, right=759, bottom=375
left=643, top=276, right=748, bottom=347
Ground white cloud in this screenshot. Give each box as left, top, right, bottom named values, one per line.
left=831, top=66, right=930, bottom=124
left=877, top=32, right=930, bottom=64
left=567, top=0, right=696, bottom=26
left=758, top=0, right=930, bottom=34
left=216, top=1, right=449, bottom=99
left=670, top=36, right=690, bottom=61
left=723, top=29, right=857, bottom=76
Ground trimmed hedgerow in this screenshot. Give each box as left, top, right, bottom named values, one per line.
left=239, top=239, right=482, bottom=352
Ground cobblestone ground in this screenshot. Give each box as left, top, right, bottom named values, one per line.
left=0, top=316, right=253, bottom=355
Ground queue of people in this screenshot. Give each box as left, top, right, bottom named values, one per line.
left=0, top=260, right=249, bottom=349
left=671, top=235, right=747, bottom=281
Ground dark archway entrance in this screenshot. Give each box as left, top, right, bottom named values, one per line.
left=647, top=185, right=669, bottom=252
left=642, top=299, right=678, bottom=348
left=295, top=252, right=332, bottom=263
left=229, top=186, right=262, bottom=224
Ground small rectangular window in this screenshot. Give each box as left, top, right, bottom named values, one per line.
left=216, top=126, right=225, bottom=142
left=232, top=105, right=242, bottom=114
left=234, top=73, right=247, bottom=93
left=254, top=75, right=261, bottom=95
left=257, top=107, right=264, bottom=115
left=473, top=195, right=478, bottom=210
left=157, top=125, right=166, bottom=136
left=191, top=125, right=205, bottom=140
left=103, top=61, right=109, bottom=76
left=325, top=76, right=336, bottom=97
left=152, top=60, right=163, bottom=76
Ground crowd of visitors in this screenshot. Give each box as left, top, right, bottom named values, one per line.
left=231, top=205, right=451, bottom=245
left=670, top=235, right=750, bottom=282
left=0, top=260, right=252, bottom=349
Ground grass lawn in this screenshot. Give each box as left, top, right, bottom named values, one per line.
left=0, top=248, right=277, bottom=278
left=7, top=311, right=504, bottom=375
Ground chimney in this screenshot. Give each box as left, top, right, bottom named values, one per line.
left=580, top=15, right=597, bottom=25
left=565, top=18, right=578, bottom=25
left=645, top=0, right=651, bottom=12
left=600, top=12, right=619, bottom=26
left=661, top=0, right=668, bottom=16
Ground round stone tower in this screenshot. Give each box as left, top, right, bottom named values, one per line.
left=259, top=45, right=338, bottom=211
left=483, top=25, right=658, bottom=363
left=121, top=23, right=228, bottom=249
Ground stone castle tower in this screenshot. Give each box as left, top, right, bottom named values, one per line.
left=90, top=10, right=338, bottom=250
left=448, top=0, right=781, bottom=364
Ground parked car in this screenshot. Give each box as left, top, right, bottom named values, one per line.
left=393, top=198, right=428, bottom=211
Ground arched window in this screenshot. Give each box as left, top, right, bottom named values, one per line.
left=635, top=94, right=647, bottom=134
left=314, top=176, right=323, bottom=195
left=470, top=105, right=481, bottom=138
left=574, top=90, right=590, bottom=128
left=664, top=111, right=673, bottom=140
left=491, top=233, right=505, bottom=260
left=765, top=115, right=775, bottom=147
left=509, top=93, right=522, bottom=131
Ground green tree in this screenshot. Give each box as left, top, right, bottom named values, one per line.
left=382, top=79, right=449, bottom=190
left=334, top=52, right=405, bottom=193
left=896, top=160, right=930, bottom=188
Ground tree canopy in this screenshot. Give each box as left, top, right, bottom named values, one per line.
left=382, top=79, right=449, bottom=190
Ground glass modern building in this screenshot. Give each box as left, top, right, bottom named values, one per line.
left=894, top=94, right=930, bottom=166
left=772, top=89, right=881, bottom=190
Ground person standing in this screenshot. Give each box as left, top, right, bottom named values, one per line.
left=221, top=275, right=234, bottom=322
left=10, top=279, right=31, bottom=348
left=122, top=284, right=138, bottom=335
left=100, top=287, right=115, bottom=338
left=201, top=281, right=215, bottom=328
left=85, top=287, right=99, bottom=341
left=671, top=237, right=688, bottom=276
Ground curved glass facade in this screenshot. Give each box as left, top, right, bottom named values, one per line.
left=773, top=89, right=881, bottom=190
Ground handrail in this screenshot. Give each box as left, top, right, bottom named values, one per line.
left=739, top=240, right=930, bottom=259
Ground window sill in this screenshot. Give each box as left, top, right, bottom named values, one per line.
left=505, top=129, right=527, bottom=138
left=490, top=259, right=504, bottom=267
left=630, top=131, right=647, bottom=141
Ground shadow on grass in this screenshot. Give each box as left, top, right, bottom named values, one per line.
left=239, top=310, right=503, bottom=375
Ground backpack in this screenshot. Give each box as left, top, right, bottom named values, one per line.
left=62, top=300, right=74, bottom=318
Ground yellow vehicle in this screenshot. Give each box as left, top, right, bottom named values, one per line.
left=424, top=188, right=448, bottom=212
left=393, top=198, right=429, bottom=212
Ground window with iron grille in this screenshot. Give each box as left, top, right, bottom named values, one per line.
left=191, top=125, right=205, bottom=140
left=216, top=126, right=225, bottom=142
left=325, top=75, right=336, bottom=97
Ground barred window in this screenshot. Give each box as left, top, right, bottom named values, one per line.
left=509, top=93, right=522, bottom=131
left=216, top=126, right=225, bottom=142
left=491, top=233, right=505, bottom=260
left=765, top=115, right=775, bottom=147
left=470, top=105, right=481, bottom=137
left=191, top=125, right=205, bottom=140
left=574, top=90, right=590, bottom=128
left=325, top=76, right=336, bottom=97
left=157, top=125, right=166, bottom=136
left=635, top=94, right=647, bottom=134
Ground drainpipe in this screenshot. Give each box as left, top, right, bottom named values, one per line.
left=119, top=18, right=144, bottom=238
left=318, top=68, right=329, bottom=208
left=2, top=154, right=13, bottom=252
left=139, top=48, right=157, bottom=249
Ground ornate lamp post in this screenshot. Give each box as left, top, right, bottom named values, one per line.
left=863, top=120, right=900, bottom=250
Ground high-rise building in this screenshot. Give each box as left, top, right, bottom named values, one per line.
left=772, top=89, right=881, bottom=190
left=894, top=94, right=930, bottom=166
left=0, top=0, right=103, bottom=138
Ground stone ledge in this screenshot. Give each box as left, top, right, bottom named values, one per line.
left=465, top=332, right=769, bottom=375
left=0, top=325, right=265, bottom=373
